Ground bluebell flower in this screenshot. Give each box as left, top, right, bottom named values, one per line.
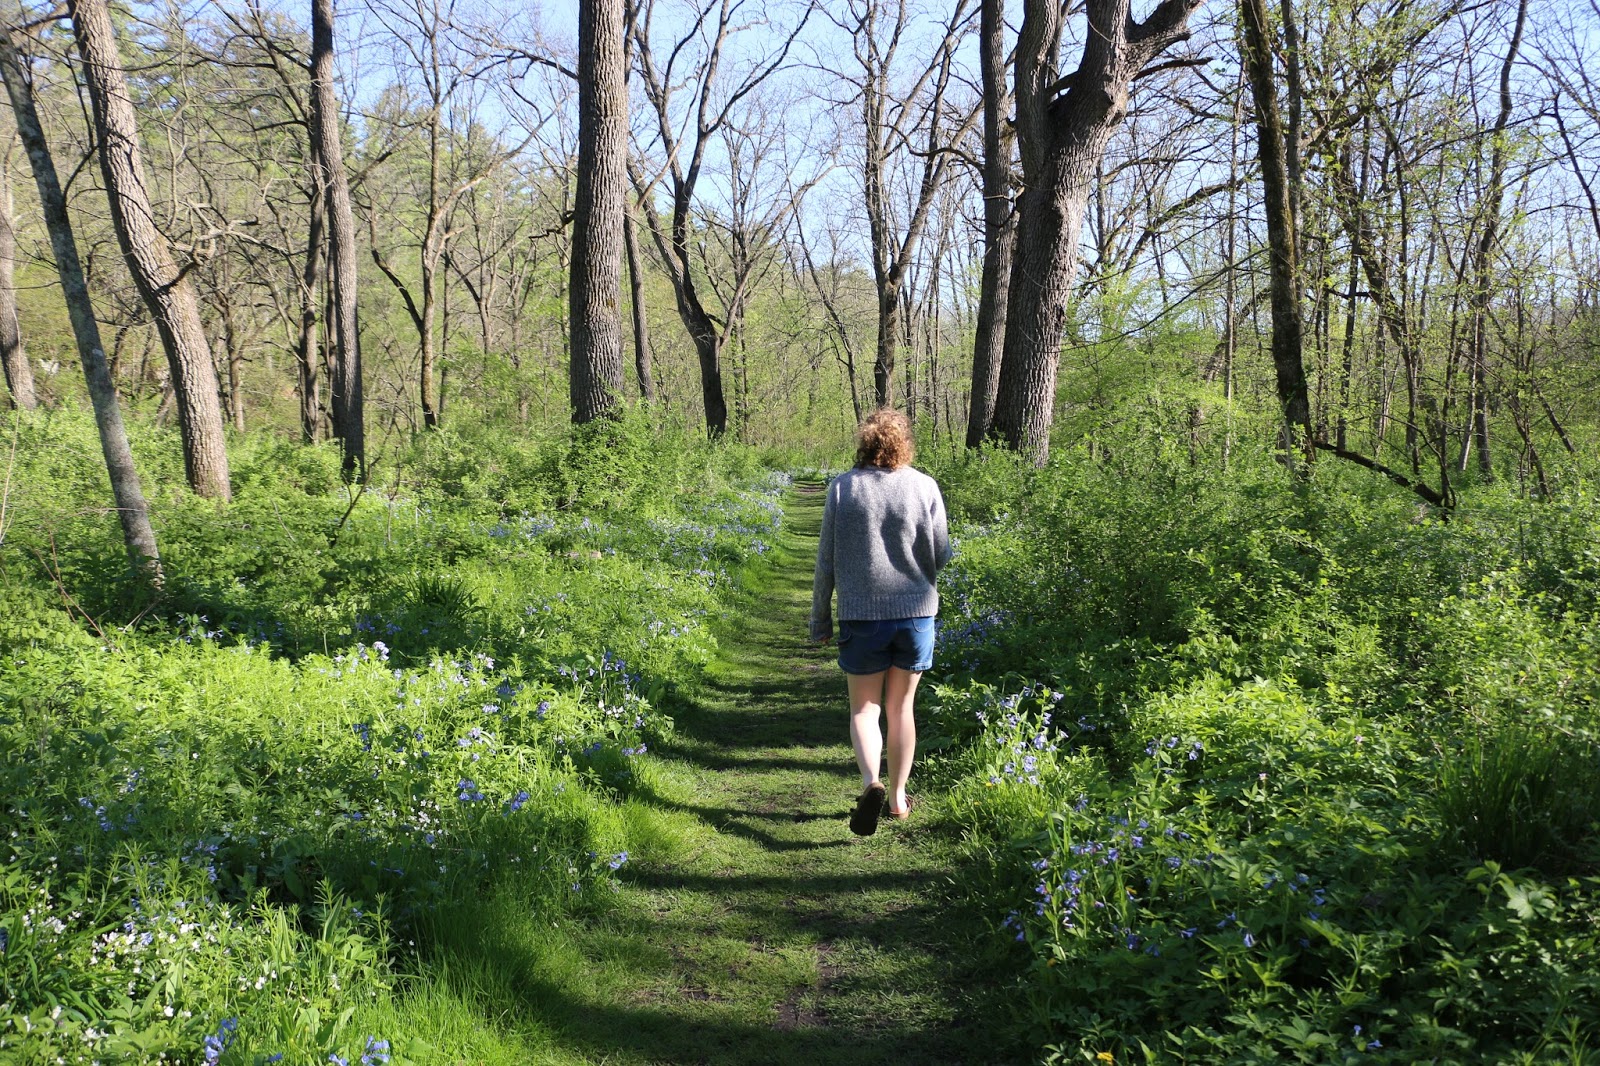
left=361, top=1036, right=392, bottom=1065
left=202, top=1018, right=238, bottom=1064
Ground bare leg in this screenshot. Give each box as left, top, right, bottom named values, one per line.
left=884, top=666, right=921, bottom=814
left=847, top=670, right=887, bottom=791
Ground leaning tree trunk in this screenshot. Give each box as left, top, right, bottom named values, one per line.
left=1239, top=0, right=1311, bottom=459
left=0, top=27, right=159, bottom=578
left=0, top=154, right=36, bottom=411
left=991, top=0, right=1204, bottom=464
left=623, top=204, right=655, bottom=403
left=965, top=0, right=1013, bottom=447
left=310, top=0, right=364, bottom=480
left=569, top=0, right=627, bottom=424
left=70, top=0, right=231, bottom=500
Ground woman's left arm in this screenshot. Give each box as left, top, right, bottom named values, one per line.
left=930, top=483, right=953, bottom=571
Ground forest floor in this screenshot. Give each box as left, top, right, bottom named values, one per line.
left=396, top=482, right=1020, bottom=1065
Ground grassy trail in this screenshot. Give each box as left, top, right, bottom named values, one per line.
left=410, top=482, right=1016, bottom=1064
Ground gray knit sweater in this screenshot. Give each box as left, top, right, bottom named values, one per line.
left=810, top=465, right=953, bottom=641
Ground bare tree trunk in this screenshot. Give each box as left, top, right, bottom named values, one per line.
left=0, top=28, right=159, bottom=578
left=310, top=0, right=364, bottom=480
left=1238, top=0, right=1311, bottom=459
left=570, top=0, right=627, bottom=423
left=992, top=0, right=1203, bottom=464
left=297, top=171, right=325, bottom=442
left=70, top=0, right=231, bottom=499
left=964, top=0, right=1013, bottom=447
left=623, top=204, right=655, bottom=402
left=0, top=146, right=35, bottom=411
left=222, top=298, right=244, bottom=433
left=1465, top=0, right=1529, bottom=480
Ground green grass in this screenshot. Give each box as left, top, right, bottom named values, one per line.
left=369, top=482, right=1023, bottom=1064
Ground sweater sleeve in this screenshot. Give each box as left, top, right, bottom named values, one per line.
left=930, top=482, right=953, bottom=572
left=810, top=480, right=837, bottom=640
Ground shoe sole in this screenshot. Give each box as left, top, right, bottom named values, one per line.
left=849, top=784, right=886, bottom=836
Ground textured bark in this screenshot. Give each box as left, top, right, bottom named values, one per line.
left=296, top=172, right=325, bottom=442
left=70, top=0, right=231, bottom=499
left=0, top=155, right=36, bottom=411
left=0, top=28, right=160, bottom=577
left=1239, top=0, right=1311, bottom=455
left=965, top=0, right=1013, bottom=447
left=623, top=204, right=654, bottom=402
left=992, top=0, right=1203, bottom=463
left=570, top=0, right=627, bottom=423
left=310, top=0, right=364, bottom=480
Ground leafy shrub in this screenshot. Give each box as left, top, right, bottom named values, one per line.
left=922, top=431, right=1600, bottom=1061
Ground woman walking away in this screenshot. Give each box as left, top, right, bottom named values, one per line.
left=811, top=409, right=952, bottom=836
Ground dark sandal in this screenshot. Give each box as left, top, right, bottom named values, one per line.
left=849, top=783, right=886, bottom=836
left=886, top=796, right=915, bottom=820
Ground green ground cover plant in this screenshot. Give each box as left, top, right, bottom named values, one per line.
left=921, top=426, right=1600, bottom=1063
left=0, top=410, right=788, bottom=1063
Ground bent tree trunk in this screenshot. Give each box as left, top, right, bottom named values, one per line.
left=70, top=0, right=231, bottom=500
left=0, top=153, right=36, bottom=411
left=991, top=0, right=1204, bottom=464
left=569, top=0, right=627, bottom=423
left=0, top=27, right=160, bottom=578
left=310, top=0, right=364, bottom=480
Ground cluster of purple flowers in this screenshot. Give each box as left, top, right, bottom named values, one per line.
left=1145, top=735, right=1205, bottom=762
left=201, top=1017, right=237, bottom=1063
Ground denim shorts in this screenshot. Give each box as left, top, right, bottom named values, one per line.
left=837, top=617, right=936, bottom=675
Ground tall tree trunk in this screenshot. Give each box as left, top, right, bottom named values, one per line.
left=623, top=204, right=655, bottom=402
left=1238, top=0, right=1311, bottom=457
left=1465, top=0, right=1528, bottom=480
left=965, top=0, right=1013, bottom=447
left=570, top=0, right=627, bottom=423
left=874, top=289, right=901, bottom=410
left=297, top=172, right=325, bottom=442
left=420, top=261, right=439, bottom=428
left=310, top=0, right=364, bottom=480
left=70, top=0, right=231, bottom=499
left=0, top=28, right=159, bottom=578
left=222, top=299, right=244, bottom=433
left=0, top=149, right=36, bottom=411
left=992, top=0, right=1203, bottom=464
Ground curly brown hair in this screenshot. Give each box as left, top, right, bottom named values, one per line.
left=854, top=408, right=915, bottom=469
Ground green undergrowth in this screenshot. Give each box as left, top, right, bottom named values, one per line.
left=919, top=426, right=1600, bottom=1063
left=0, top=409, right=789, bottom=1063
